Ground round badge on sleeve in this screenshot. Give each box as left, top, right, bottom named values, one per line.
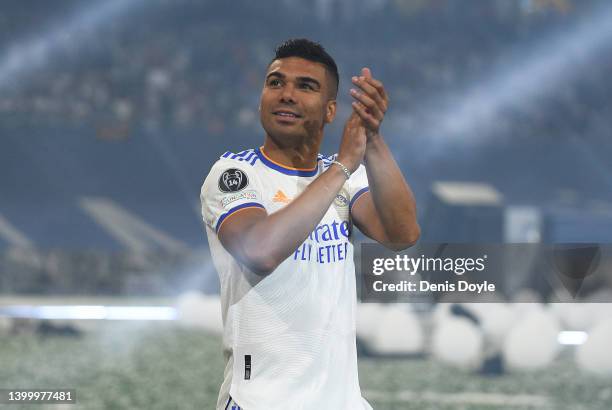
left=219, top=168, right=249, bottom=193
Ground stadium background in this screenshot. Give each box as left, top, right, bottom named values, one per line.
left=1, top=0, right=611, bottom=409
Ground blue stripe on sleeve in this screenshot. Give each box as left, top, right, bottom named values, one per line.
left=235, top=150, right=252, bottom=158
left=216, top=202, right=265, bottom=233
left=243, top=151, right=256, bottom=162
left=349, top=187, right=370, bottom=211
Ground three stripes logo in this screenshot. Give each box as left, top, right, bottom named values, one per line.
left=272, top=190, right=291, bottom=204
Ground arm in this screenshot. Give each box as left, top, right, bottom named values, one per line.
left=217, top=114, right=367, bottom=275
left=349, top=68, right=420, bottom=250
left=353, top=136, right=420, bottom=249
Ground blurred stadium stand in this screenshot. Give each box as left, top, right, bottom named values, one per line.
left=1, top=0, right=612, bottom=294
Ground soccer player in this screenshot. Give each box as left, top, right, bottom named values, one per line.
left=201, top=38, right=419, bottom=410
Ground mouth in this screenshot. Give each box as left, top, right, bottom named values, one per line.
left=273, top=110, right=302, bottom=120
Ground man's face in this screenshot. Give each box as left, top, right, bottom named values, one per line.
left=259, top=57, right=336, bottom=143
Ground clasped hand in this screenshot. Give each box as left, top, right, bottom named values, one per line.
left=337, top=67, right=388, bottom=173
left=350, top=67, right=389, bottom=139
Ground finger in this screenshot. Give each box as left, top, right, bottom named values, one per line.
left=352, top=101, right=378, bottom=131
left=360, top=68, right=387, bottom=102
left=366, top=77, right=387, bottom=100
left=352, top=101, right=379, bottom=130
left=350, top=88, right=383, bottom=120
left=351, top=76, right=385, bottom=112
left=363, top=76, right=389, bottom=108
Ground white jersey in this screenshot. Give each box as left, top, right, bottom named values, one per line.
left=201, top=147, right=372, bottom=410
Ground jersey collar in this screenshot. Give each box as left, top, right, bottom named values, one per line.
left=256, top=147, right=319, bottom=177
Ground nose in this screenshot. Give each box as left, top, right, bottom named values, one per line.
left=279, top=83, right=296, bottom=104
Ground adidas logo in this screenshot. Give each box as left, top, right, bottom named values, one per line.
left=272, top=190, right=291, bottom=204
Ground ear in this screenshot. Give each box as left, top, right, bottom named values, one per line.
left=324, top=99, right=337, bottom=124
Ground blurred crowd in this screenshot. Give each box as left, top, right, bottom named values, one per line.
left=0, top=0, right=609, bottom=143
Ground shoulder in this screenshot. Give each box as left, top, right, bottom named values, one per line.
left=218, top=149, right=260, bottom=166
left=202, top=149, right=261, bottom=191
left=206, top=149, right=260, bottom=175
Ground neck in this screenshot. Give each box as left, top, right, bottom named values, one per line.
left=262, top=134, right=321, bottom=170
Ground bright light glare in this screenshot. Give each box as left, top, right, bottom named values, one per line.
left=389, top=3, right=612, bottom=144
left=558, top=330, right=588, bottom=345
left=0, top=305, right=177, bottom=321
left=0, top=0, right=143, bottom=90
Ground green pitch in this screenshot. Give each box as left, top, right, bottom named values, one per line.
left=0, top=322, right=610, bottom=410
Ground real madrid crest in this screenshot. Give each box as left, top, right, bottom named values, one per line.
left=334, top=188, right=350, bottom=220
left=334, top=189, right=349, bottom=208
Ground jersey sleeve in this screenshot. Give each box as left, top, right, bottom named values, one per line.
left=347, top=164, right=370, bottom=213
left=200, top=159, right=266, bottom=234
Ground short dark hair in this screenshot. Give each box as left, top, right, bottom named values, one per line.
left=269, top=38, right=339, bottom=99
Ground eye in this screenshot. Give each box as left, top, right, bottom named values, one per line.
left=300, top=83, right=314, bottom=90
left=268, top=79, right=281, bottom=87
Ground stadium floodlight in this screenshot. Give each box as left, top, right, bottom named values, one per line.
left=388, top=2, right=612, bottom=145
left=0, top=0, right=144, bottom=90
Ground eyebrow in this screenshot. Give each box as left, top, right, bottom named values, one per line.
left=266, top=72, right=321, bottom=89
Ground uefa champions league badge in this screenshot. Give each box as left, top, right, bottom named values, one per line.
left=219, top=168, right=249, bottom=193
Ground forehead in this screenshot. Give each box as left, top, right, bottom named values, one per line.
left=266, top=57, right=328, bottom=82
